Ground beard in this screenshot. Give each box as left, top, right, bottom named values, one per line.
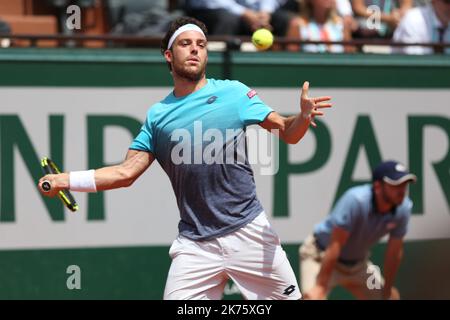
left=381, top=185, right=403, bottom=207
left=172, top=56, right=206, bottom=82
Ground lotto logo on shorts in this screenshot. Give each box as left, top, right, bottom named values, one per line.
left=247, top=89, right=257, bottom=99
left=283, top=285, right=296, bottom=295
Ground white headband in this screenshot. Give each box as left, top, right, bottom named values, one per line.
left=167, top=24, right=206, bottom=50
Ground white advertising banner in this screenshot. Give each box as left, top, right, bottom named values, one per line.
left=0, top=87, right=449, bottom=249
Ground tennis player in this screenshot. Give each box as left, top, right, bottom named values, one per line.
left=39, top=17, right=332, bottom=300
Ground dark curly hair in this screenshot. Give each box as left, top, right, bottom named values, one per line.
left=160, top=17, right=208, bottom=55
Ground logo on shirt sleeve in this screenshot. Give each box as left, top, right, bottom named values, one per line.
left=247, top=89, right=257, bottom=99
left=207, top=96, right=217, bottom=104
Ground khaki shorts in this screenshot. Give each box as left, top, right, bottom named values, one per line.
left=299, top=234, right=384, bottom=300
left=164, top=212, right=301, bottom=300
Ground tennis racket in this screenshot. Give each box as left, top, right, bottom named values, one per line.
left=41, top=157, right=79, bottom=212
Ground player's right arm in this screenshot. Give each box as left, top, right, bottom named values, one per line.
left=38, top=150, right=154, bottom=196
left=305, top=226, right=349, bottom=299
left=94, top=150, right=154, bottom=191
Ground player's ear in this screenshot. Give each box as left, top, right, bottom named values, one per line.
left=164, top=49, right=173, bottom=64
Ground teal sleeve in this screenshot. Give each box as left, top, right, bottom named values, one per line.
left=235, top=81, right=274, bottom=126
left=129, top=114, right=155, bottom=154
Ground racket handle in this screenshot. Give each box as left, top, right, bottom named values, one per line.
left=42, top=180, right=52, bottom=192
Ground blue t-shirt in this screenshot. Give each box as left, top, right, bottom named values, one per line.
left=314, top=184, right=412, bottom=262
left=130, top=79, right=274, bottom=240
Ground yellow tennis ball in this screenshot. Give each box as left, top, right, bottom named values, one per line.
left=252, top=28, right=274, bottom=51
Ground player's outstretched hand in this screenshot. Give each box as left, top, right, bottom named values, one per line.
left=300, top=81, right=332, bottom=127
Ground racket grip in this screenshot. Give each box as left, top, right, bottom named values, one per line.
left=42, top=180, right=52, bottom=192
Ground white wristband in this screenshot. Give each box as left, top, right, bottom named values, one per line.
left=69, top=170, right=97, bottom=192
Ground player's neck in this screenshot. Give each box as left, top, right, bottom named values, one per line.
left=173, top=76, right=207, bottom=97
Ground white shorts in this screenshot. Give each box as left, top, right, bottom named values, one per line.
left=164, top=212, right=301, bottom=300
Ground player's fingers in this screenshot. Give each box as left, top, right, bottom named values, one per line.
left=313, top=96, right=331, bottom=103
left=301, top=81, right=309, bottom=98
left=38, top=176, right=47, bottom=186
left=313, top=110, right=324, bottom=117
left=315, top=103, right=332, bottom=109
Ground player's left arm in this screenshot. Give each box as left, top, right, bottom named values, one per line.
left=259, top=81, right=331, bottom=144
left=383, top=236, right=404, bottom=299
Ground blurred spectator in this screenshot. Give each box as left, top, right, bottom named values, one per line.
left=184, top=0, right=294, bottom=36
left=352, top=0, right=413, bottom=38
left=0, top=19, right=11, bottom=48
left=286, top=0, right=352, bottom=52
left=46, top=0, right=96, bottom=34
left=46, top=0, right=96, bottom=47
left=336, top=0, right=359, bottom=42
left=107, top=0, right=182, bottom=36
left=393, top=0, right=449, bottom=54
left=336, top=0, right=354, bottom=16
left=413, top=0, right=430, bottom=5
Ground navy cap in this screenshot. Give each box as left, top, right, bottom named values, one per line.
left=372, top=160, right=417, bottom=185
